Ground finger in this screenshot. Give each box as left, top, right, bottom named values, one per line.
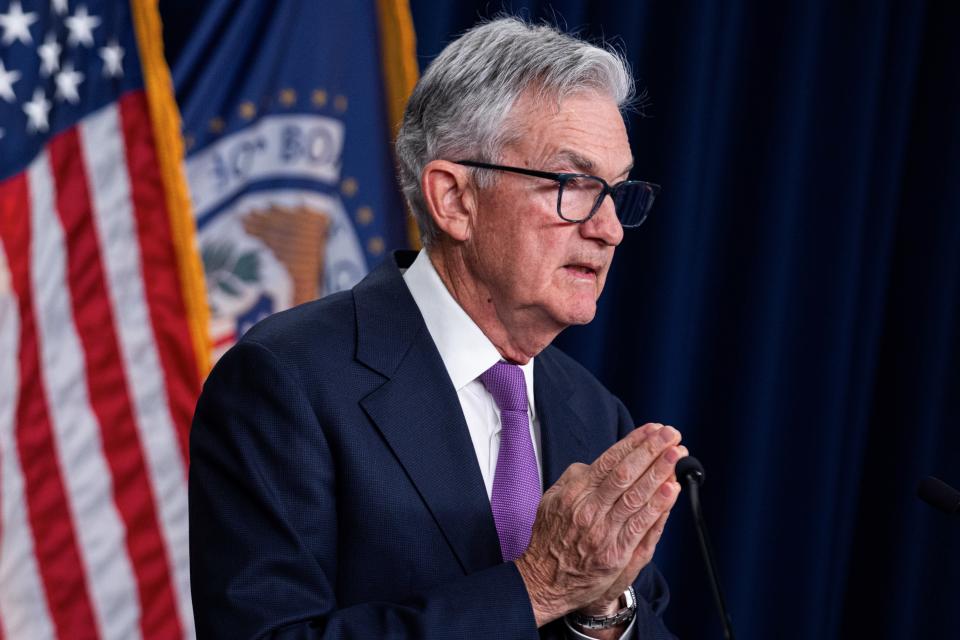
left=631, top=508, right=671, bottom=565
left=592, top=426, right=680, bottom=509
left=592, top=426, right=681, bottom=510
left=585, top=423, right=662, bottom=488
left=600, top=509, right=672, bottom=603
left=563, top=426, right=663, bottom=531
left=605, top=444, right=684, bottom=524
left=668, top=445, right=689, bottom=482
left=615, top=479, right=679, bottom=553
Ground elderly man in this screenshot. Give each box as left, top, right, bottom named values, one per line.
left=190, top=17, right=685, bottom=639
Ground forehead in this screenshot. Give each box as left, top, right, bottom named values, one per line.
left=503, top=89, right=633, bottom=177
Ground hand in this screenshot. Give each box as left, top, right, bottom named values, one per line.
left=514, top=423, right=685, bottom=627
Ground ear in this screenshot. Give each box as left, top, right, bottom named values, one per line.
left=421, top=160, right=476, bottom=242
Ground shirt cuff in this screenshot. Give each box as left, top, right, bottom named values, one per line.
left=564, top=611, right=637, bottom=640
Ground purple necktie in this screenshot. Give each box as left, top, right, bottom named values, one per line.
left=480, top=361, right=541, bottom=562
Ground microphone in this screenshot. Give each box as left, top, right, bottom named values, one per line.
left=917, top=476, right=960, bottom=515
left=676, top=456, right=736, bottom=640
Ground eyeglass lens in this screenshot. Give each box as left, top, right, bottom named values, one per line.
left=559, top=177, right=656, bottom=227
left=612, top=183, right=656, bottom=227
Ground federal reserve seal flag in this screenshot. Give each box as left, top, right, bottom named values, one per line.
left=169, top=0, right=417, bottom=359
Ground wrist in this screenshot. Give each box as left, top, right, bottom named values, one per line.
left=514, top=555, right=563, bottom=627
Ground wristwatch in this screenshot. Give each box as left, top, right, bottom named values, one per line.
left=567, top=586, right=637, bottom=630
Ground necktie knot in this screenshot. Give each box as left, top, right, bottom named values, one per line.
left=479, top=361, right=528, bottom=413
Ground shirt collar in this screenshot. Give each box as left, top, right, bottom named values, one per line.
left=402, top=249, right=536, bottom=415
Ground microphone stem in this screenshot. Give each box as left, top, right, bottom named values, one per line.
left=686, top=478, right=736, bottom=640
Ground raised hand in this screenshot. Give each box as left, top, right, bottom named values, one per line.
left=515, top=423, right=686, bottom=626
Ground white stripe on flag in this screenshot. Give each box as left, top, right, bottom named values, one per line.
left=0, top=247, right=56, bottom=640
left=27, top=152, right=142, bottom=640
left=80, top=104, right=195, bottom=638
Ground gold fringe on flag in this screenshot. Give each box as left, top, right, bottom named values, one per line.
left=130, top=0, right=212, bottom=378
left=376, top=0, right=422, bottom=250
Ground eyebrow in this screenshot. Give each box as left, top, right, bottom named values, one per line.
left=552, top=150, right=595, bottom=173
left=550, top=149, right=634, bottom=179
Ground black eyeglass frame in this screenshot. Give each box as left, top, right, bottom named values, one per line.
left=454, top=159, right=661, bottom=228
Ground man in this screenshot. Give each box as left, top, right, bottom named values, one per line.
left=190, top=17, right=685, bottom=639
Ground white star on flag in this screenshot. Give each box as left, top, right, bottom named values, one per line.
left=38, top=32, right=63, bottom=77
left=23, top=88, right=52, bottom=133
left=65, top=4, right=100, bottom=47
left=51, top=0, right=70, bottom=16
left=0, top=0, right=38, bottom=46
left=55, top=62, right=84, bottom=103
left=0, top=59, right=21, bottom=102
left=99, top=39, right=124, bottom=77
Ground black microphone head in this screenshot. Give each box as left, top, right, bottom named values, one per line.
left=918, top=476, right=960, bottom=514
left=676, top=456, right=705, bottom=486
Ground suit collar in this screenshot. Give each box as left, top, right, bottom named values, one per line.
left=353, top=250, right=422, bottom=378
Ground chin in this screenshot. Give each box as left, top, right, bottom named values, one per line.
left=557, top=302, right=598, bottom=326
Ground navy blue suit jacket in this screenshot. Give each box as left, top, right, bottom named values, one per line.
left=189, top=251, right=676, bottom=639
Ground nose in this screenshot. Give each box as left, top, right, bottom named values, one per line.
left=579, top=194, right=624, bottom=246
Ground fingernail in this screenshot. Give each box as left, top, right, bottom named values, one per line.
left=658, top=426, right=677, bottom=443
left=664, top=448, right=680, bottom=464
left=659, top=483, right=675, bottom=497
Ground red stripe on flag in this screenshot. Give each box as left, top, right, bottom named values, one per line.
left=47, top=131, right=184, bottom=640
left=0, top=172, right=99, bottom=639
left=119, top=91, right=198, bottom=470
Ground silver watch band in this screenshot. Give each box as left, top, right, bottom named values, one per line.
left=567, top=586, right=637, bottom=630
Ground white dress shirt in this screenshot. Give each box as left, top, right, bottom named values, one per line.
left=402, top=250, right=636, bottom=640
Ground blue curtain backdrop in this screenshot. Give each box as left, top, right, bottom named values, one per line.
left=162, top=2, right=960, bottom=637
left=409, top=2, right=960, bottom=637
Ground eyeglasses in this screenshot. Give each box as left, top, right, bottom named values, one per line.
left=455, top=160, right=660, bottom=228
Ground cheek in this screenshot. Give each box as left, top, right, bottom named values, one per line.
left=502, top=238, right=545, bottom=287
left=474, top=188, right=572, bottom=292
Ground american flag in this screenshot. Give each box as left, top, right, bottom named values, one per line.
left=0, top=1, right=208, bottom=638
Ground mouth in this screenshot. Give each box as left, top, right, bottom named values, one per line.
left=563, top=262, right=601, bottom=280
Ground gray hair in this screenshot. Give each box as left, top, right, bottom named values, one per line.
left=395, top=17, right=635, bottom=246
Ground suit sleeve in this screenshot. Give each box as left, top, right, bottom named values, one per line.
left=614, top=398, right=679, bottom=640
left=189, top=339, right=539, bottom=639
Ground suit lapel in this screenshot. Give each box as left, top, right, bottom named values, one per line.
left=355, top=253, right=502, bottom=575
left=535, top=350, right=594, bottom=488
